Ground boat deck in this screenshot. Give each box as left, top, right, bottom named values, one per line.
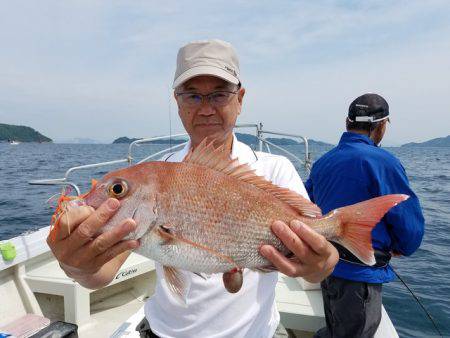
left=0, top=226, right=397, bottom=338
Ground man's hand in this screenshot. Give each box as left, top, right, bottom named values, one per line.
left=260, top=219, right=338, bottom=283
left=47, top=198, right=140, bottom=289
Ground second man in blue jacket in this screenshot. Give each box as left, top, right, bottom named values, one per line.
left=307, top=93, right=425, bottom=338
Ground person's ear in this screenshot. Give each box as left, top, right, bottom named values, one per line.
left=238, top=87, right=245, bottom=105
left=236, top=88, right=245, bottom=116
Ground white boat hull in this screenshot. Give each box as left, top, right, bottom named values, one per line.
left=0, top=226, right=398, bottom=337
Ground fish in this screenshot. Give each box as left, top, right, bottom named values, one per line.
left=50, top=139, right=408, bottom=299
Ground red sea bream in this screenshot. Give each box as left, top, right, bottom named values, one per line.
left=51, top=139, right=408, bottom=297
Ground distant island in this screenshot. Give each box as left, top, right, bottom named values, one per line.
left=55, top=138, right=104, bottom=144
left=235, top=133, right=332, bottom=147
left=112, top=136, right=188, bottom=144
left=0, top=123, right=52, bottom=143
left=402, top=135, right=450, bottom=147
left=112, top=133, right=332, bottom=147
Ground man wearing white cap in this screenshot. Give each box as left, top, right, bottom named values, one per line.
left=141, top=39, right=338, bottom=337
left=46, top=39, right=338, bottom=338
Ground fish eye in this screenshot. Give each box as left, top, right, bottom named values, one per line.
left=108, top=181, right=128, bottom=198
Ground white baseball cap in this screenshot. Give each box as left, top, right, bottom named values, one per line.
left=173, top=39, right=241, bottom=89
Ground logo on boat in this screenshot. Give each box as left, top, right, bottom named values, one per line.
left=115, top=268, right=138, bottom=279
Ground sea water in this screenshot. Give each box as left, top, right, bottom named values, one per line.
left=0, top=142, right=449, bottom=337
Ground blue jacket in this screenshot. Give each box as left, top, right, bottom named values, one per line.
left=305, top=132, right=424, bottom=283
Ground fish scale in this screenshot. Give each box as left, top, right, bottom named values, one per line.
left=149, top=163, right=302, bottom=271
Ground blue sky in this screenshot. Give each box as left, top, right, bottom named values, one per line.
left=1, top=1, right=449, bottom=145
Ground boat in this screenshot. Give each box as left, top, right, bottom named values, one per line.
left=0, top=123, right=399, bottom=337
left=8, top=140, right=20, bottom=145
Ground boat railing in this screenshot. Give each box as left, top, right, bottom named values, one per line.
left=28, top=123, right=311, bottom=196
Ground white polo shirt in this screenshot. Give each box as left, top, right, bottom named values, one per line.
left=145, top=135, right=308, bottom=338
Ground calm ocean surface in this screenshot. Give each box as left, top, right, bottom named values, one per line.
left=0, top=142, right=449, bottom=337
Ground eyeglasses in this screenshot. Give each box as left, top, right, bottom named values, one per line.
left=175, top=90, right=238, bottom=108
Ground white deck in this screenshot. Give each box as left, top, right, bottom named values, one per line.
left=276, top=275, right=324, bottom=332
left=0, top=227, right=398, bottom=338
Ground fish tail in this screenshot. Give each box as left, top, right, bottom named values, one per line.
left=334, top=194, right=409, bottom=266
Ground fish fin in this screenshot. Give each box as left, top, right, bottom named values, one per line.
left=193, top=272, right=209, bottom=280
left=163, top=266, right=188, bottom=304
left=156, top=225, right=239, bottom=268
left=184, top=138, right=322, bottom=217
left=260, top=187, right=322, bottom=218
left=157, top=225, right=175, bottom=244
left=255, top=265, right=277, bottom=273
left=333, top=194, right=409, bottom=266
left=222, top=268, right=243, bottom=293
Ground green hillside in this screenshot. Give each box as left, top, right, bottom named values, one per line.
left=112, top=136, right=187, bottom=144
left=235, top=132, right=332, bottom=147
left=112, top=133, right=333, bottom=147
left=402, top=135, right=450, bottom=147
left=0, top=123, right=52, bottom=142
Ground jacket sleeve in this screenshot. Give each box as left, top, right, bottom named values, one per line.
left=378, top=161, right=425, bottom=256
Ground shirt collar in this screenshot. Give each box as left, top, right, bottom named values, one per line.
left=231, top=134, right=258, bottom=165
left=339, top=132, right=376, bottom=147
left=169, top=134, right=258, bottom=164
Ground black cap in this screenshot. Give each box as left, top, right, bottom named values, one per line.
left=348, top=93, right=389, bottom=123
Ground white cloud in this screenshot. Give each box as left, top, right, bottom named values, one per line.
left=0, top=1, right=449, bottom=144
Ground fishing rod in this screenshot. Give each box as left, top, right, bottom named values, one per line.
left=392, top=268, right=443, bottom=337
left=168, top=85, right=173, bottom=150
